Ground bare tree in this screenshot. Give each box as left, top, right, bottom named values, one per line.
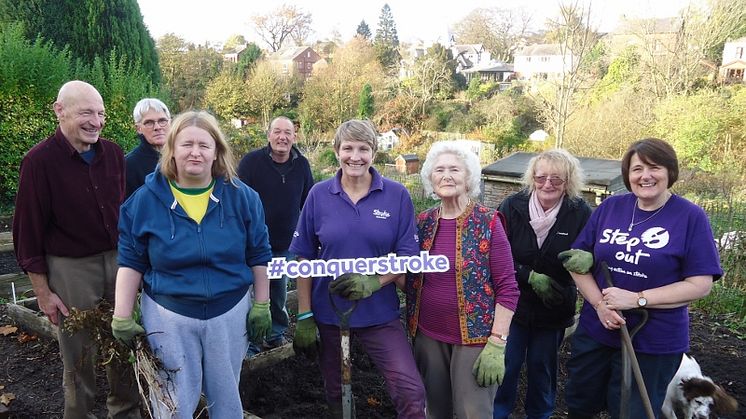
left=451, top=7, right=532, bottom=61
left=534, top=1, right=598, bottom=148
left=630, top=0, right=746, bottom=98
left=251, top=4, right=312, bottom=52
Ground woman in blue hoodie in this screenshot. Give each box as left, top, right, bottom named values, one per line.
left=111, top=111, right=272, bottom=419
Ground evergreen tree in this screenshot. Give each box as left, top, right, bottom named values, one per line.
left=373, top=4, right=400, bottom=71
left=356, top=20, right=372, bottom=40
left=1, top=0, right=160, bottom=84
left=358, top=83, right=374, bottom=118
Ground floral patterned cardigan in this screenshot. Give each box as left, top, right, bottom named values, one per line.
left=406, top=201, right=517, bottom=345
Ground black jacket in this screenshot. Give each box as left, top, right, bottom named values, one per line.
left=237, top=144, right=313, bottom=252
left=124, top=134, right=160, bottom=199
left=498, top=191, right=592, bottom=329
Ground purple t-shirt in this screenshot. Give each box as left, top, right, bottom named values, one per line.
left=573, top=193, right=722, bottom=354
left=289, top=168, right=419, bottom=327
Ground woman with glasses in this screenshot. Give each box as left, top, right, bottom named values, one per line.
left=493, top=149, right=591, bottom=419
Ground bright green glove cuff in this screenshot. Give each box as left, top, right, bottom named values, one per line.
left=472, top=339, right=506, bottom=387
left=329, top=273, right=382, bottom=300
left=293, top=316, right=319, bottom=359
left=247, top=300, right=271, bottom=343
left=558, top=249, right=594, bottom=274
left=111, top=315, right=145, bottom=345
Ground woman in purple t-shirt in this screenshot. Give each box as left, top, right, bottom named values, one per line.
left=406, top=141, right=519, bottom=418
left=562, top=138, right=722, bottom=419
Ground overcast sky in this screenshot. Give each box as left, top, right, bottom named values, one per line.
left=136, top=0, right=700, bottom=46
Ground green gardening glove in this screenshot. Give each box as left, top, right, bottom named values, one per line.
left=111, top=316, right=145, bottom=348
left=558, top=249, right=594, bottom=274
left=293, top=317, right=319, bottom=359
left=329, top=273, right=381, bottom=300
left=247, top=300, right=271, bottom=343
left=472, top=339, right=506, bottom=387
left=528, top=271, right=564, bottom=307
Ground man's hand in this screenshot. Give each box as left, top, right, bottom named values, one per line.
left=528, top=271, right=564, bottom=307
left=329, top=273, right=381, bottom=300
left=558, top=249, right=594, bottom=274
left=293, top=317, right=319, bottom=359
left=29, top=273, right=68, bottom=326
left=472, top=339, right=506, bottom=387
left=111, top=316, right=145, bottom=347
left=247, top=300, right=271, bottom=343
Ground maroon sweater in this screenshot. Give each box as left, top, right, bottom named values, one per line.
left=13, top=127, right=124, bottom=274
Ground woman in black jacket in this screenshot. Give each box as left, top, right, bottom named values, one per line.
left=493, top=149, right=592, bottom=419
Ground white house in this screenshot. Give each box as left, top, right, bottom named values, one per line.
left=513, top=43, right=576, bottom=80
left=720, top=37, right=746, bottom=82
left=377, top=130, right=400, bottom=151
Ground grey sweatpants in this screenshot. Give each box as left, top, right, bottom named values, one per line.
left=141, top=292, right=250, bottom=419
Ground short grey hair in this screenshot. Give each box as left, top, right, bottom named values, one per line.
left=133, top=98, right=170, bottom=124
left=522, top=148, right=585, bottom=198
left=268, top=116, right=295, bottom=133
left=333, top=119, right=378, bottom=154
left=421, top=141, right=482, bottom=199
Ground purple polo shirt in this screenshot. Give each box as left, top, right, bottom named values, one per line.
left=13, top=127, right=125, bottom=274
left=290, top=167, right=419, bottom=327
left=573, top=193, right=722, bottom=354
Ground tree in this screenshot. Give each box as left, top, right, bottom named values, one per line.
left=452, top=7, right=532, bottom=61
left=222, top=34, right=247, bottom=52
left=233, top=43, right=263, bottom=79
left=373, top=4, right=400, bottom=71
left=358, top=83, right=374, bottom=118
left=402, top=44, right=455, bottom=114
left=1, top=0, right=160, bottom=84
left=356, top=20, right=372, bottom=40
left=299, top=38, right=385, bottom=137
left=535, top=1, right=598, bottom=148
left=245, top=61, right=290, bottom=128
left=251, top=4, right=312, bottom=52
left=157, top=34, right=223, bottom=111
left=630, top=0, right=746, bottom=98
left=204, top=69, right=248, bottom=121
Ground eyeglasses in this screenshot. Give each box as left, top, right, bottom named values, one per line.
left=533, top=176, right=566, bottom=187
left=141, top=118, right=170, bottom=129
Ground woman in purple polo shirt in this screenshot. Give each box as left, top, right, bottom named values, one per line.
left=290, top=119, right=426, bottom=418
left=406, top=141, right=519, bottom=418
left=562, top=138, right=722, bottom=419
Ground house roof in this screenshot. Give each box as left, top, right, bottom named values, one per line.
left=614, top=17, right=681, bottom=35
left=462, top=62, right=514, bottom=73
left=482, top=152, right=626, bottom=193
left=515, top=43, right=562, bottom=57
left=452, top=44, right=484, bottom=54
left=398, top=154, right=419, bottom=162
left=721, top=59, right=746, bottom=70
left=270, top=46, right=316, bottom=60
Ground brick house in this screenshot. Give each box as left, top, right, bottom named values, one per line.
left=267, top=46, right=323, bottom=80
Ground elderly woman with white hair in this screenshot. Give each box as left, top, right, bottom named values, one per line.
left=493, top=149, right=592, bottom=419
left=406, top=141, right=519, bottom=419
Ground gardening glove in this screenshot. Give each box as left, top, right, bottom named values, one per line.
left=472, top=339, right=506, bottom=387
left=329, top=273, right=381, bottom=300
left=528, top=270, right=564, bottom=307
left=247, top=300, right=271, bottom=343
left=111, top=315, right=145, bottom=348
left=293, top=316, right=319, bottom=359
left=558, top=249, right=594, bottom=274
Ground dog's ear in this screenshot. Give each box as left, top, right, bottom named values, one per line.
left=712, top=384, right=738, bottom=415
left=680, top=377, right=716, bottom=400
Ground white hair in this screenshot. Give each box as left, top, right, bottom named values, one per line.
left=420, top=141, right=482, bottom=199
left=132, top=98, right=170, bottom=123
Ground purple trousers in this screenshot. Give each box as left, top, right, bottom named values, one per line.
left=318, top=318, right=426, bottom=418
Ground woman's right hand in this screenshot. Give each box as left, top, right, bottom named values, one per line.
left=293, top=317, right=319, bottom=359
left=595, top=297, right=626, bottom=330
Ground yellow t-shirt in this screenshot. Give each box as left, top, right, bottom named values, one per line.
left=169, top=179, right=215, bottom=224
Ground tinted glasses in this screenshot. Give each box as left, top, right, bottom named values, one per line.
left=533, top=176, right=566, bottom=187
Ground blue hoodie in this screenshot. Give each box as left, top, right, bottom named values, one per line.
left=118, top=170, right=271, bottom=320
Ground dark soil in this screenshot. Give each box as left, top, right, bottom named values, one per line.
left=0, top=251, right=20, bottom=274
left=1, top=305, right=744, bottom=419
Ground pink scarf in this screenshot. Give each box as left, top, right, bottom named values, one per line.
left=529, top=191, right=562, bottom=248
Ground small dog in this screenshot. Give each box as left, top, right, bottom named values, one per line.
left=661, top=354, right=738, bottom=419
